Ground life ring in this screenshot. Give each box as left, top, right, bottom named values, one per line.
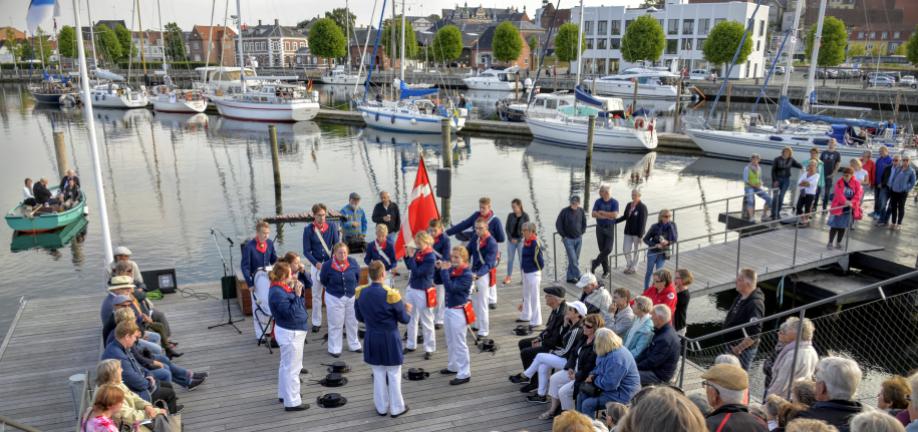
left=634, top=117, right=645, bottom=129
left=185, top=92, right=193, bottom=102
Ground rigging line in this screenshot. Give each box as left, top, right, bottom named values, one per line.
left=131, top=119, right=165, bottom=218
left=202, top=0, right=217, bottom=77
left=244, top=139, right=258, bottom=224
left=359, top=134, right=382, bottom=198
left=98, top=121, right=126, bottom=241
left=167, top=124, right=194, bottom=259
left=207, top=133, right=243, bottom=237
left=34, top=115, right=58, bottom=174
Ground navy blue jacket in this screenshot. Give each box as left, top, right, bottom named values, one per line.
left=302, top=223, right=340, bottom=265
left=592, top=197, right=620, bottom=227
left=467, top=233, right=498, bottom=277
left=520, top=237, right=544, bottom=274
left=364, top=239, right=397, bottom=270
left=355, top=282, right=411, bottom=366
left=643, top=222, right=678, bottom=251
left=240, top=238, right=277, bottom=287
left=268, top=283, right=309, bottom=331
left=319, top=257, right=361, bottom=298
left=635, top=323, right=681, bottom=382
left=102, top=340, right=153, bottom=400
left=431, top=234, right=451, bottom=285
left=405, top=249, right=438, bottom=290
left=440, top=266, right=473, bottom=307
left=446, top=211, right=506, bottom=243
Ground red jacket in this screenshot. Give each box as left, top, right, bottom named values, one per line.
left=642, top=283, right=677, bottom=322
left=830, top=176, right=864, bottom=220
left=861, top=159, right=875, bottom=187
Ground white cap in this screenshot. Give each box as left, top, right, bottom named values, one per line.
left=576, top=272, right=598, bottom=289
left=113, top=246, right=132, bottom=257
left=568, top=301, right=588, bottom=317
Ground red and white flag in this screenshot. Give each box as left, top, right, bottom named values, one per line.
left=395, top=156, right=439, bottom=259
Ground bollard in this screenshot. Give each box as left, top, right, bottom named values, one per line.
left=440, top=118, right=452, bottom=224
left=69, top=373, right=87, bottom=420
left=268, top=125, right=281, bottom=188
left=583, top=115, right=596, bottom=206
left=53, top=131, right=68, bottom=177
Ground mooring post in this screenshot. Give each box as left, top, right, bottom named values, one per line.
left=53, top=131, right=68, bottom=177
left=440, top=118, right=452, bottom=225
left=583, top=115, right=596, bottom=206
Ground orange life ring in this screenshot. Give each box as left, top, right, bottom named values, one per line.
left=185, top=92, right=193, bottom=101
left=634, top=117, right=645, bottom=129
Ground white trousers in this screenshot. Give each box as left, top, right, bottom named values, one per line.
left=405, top=288, right=436, bottom=352
left=324, top=293, right=361, bottom=354
left=252, top=271, right=272, bottom=340
left=472, top=274, right=490, bottom=336
left=523, top=352, right=568, bottom=397
left=310, top=266, right=324, bottom=327
left=520, top=271, right=542, bottom=326
left=549, top=369, right=575, bottom=409
left=434, top=284, right=445, bottom=325
left=623, top=235, right=642, bottom=270
left=371, top=365, right=406, bottom=416
left=488, top=273, right=498, bottom=305
left=444, top=308, right=471, bottom=379
left=274, top=325, right=307, bottom=408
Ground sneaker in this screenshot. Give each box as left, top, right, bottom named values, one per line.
left=329, top=352, right=341, bottom=358
left=566, top=278, right=578, bottom=284
left=509, top=373, right=529, bottom=384
left=450, top=377, right=470, bottom=385
left=526, top=394, right=548, bottom=404
left=186, top=376, right=205, bottom=391
left=503, top=276, right=512, bottom=285
left=192, top=371, right=209, bottom=379
left=440, top=368, right=457, bottom=375
left=284, top=403, right=310, bottom=412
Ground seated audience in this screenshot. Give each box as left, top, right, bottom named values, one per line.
left=81, top=384, right=125, bottom=432
left=765, top=394, right=790, bottom=431
left=786, top=419, right=840, bottom=432
left=543, top=313, right=605, bottom=419
left=877, top=376, right=910, bottom=418
left=617, top=386, right=708, bottom=432
left=108, top=246, right=145, bottom=285
left=623, top=296, right=653, bottom=358
left=641, top=269, right=677, bottom=319
left=608, top=288, right=634, bottom=337
left=635, top=304, right=681, bottom=386
left=849, top=411, right=905, bottom=432
left=701, top=363, right=768, bottom=431
left=577, top=328, right=641, bottom=415
left=798, top=357, right=865, bottom=432
left=777, top=402, right=811, bottom=432
left=603, top=402, right=628, bottom=431
left=577, top=273, right=613, bottom=322
left=552, top=410, right=601, bottom=432
left=906, top=372, right=918, bottom=432
left=687, top=391, right=713, bottom=416
left=767, top=317, right=819, bottom=398
left=516, top=286, right=569, bottom=393
left=101, top=321, right=180, bottom=413
left=793, top=379, right=818, bottom=407
left=511, top=301, right=587, bottom=403
left=95, top=359, right=166, bottom=430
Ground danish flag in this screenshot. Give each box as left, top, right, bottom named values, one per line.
left=395, top=156, right=440, bottom=259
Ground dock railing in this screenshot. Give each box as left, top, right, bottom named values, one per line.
left=0, top=415, right=42, bottom=432
left=677, top=268, right=918, bottom=404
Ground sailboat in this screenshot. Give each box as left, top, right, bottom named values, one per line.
left=150, top=0, right=207, bottom=113
left=586, top=68, right=683, bottom=100
left=317, top=0, right=364, bottom=85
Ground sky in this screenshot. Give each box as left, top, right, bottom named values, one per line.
left=2, top=0, right=635, bottom=33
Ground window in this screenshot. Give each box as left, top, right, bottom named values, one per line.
left=715, top=18, right=725, bottom=26
left=699, top=19, right=710, bottom=35
left=585, top=21, right=593, bottom=35
left=869, top=32, right=875, bottom=39
left=698, top=38, right=706, bottom=49
left=610, top=38, right=621, bottom=49
left=666, top=39, right=678, bottom=54
left=683, top=19, right=694, bottom=35
left=857, top=32, right=864, bottom=39
left=759, top=20, right=765, bottom=36
left=625, top=19, right=633, bottom=29
left=881, top=32, right=888, bottom=39
left=586, top=38, right=594, bottom=49
left=756, top=40, right=761, bottom=51
left=598, top=20, right=607, bottom=35
left=668, top=19, right=679, bottom=35
left=611, top=20, right=621, bottom=35
left=893, top=31, right=900, bottom=39
left=597, top=38, right=607, bottom=49
left=681, top=38, right=693, bottom=50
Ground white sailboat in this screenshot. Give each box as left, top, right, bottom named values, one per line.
left=89, top=81, right=149, bottom=109
left=149, top=0, right=206, bottom=113
left=586, top=68, right=682, bottom=100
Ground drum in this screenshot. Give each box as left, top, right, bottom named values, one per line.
left=252, top=267, right=273, bottom=340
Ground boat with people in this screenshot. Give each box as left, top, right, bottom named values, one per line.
left=585, top=68, right=683, bottom=100
left=462, top=66, right=530, bottom=91
left=5, top=188, right=87, bottom=233
left=28, top=72, right=79, bottom=105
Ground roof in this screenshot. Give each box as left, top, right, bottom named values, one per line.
left=241, top=21, right=305, bottom=39
left=191, top=25, right=237, bottom=42
left=0, top=27, right=26, bottom=41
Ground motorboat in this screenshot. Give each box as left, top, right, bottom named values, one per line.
left=210, top=83, right=320, bottom=122
left=89, top=82, right=148, bottom=109
left=586, top=68, right=682, bottom=100
left=193, top=66, right=263, bottom=97
left=149, top=85, right=207, bottom=113
left=28, top=72, right=78, bottom=105
left=317, top=65, right=363, bottom=85
left=463, top=66, right=530, bottom=91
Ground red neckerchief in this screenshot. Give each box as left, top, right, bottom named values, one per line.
left=274, top=282, right=292, bottom=294
left=255, top=239, right=267, bottom=253
left=376, top=239, right=387, bottom=249
left=415, top=246, right=433, bottom=262
left=523, top=234, right=537, bottom=247
left=478, top=233, right=491, bottom=249
left=479, top=209, right=493, bottom=221
left=313, top=221, right=328, bottom=233
left=451, top=264, right=468, bottom=277
left=433, top=233, right=443, bottom=244
left=331, top=258, right=350, bottom=272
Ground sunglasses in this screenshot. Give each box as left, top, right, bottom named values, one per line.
left=584, top=325, right=594, bottom=329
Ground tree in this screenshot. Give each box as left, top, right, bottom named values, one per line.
left=492, top=21, right=522, bottom=64
left=432, top=25, right=463, bottom=63
left=621, top=15, right=665, bottom=63
left=113, top=24, right=136, bottom=62
left=554, top=23, right=584, bottom=63
left=805, top=16, right=846, bottom=67
left=894, top=42, right=907, bottom=56
left=908, top=27, right=918, bottom=66
left=58, top=26, right=76, bottom=59
left=703, top=20, right=752, bottom=74
left=4, top=28, right=24, bottom=62
left=324, top=8, right=356, bottom=37
left=847, top=44, right=866, bottom=59
left=639, top=0, right=664, bottom=7
left=22, top=30, right=54, bottom=63
left=868, top=44, right=884, bottom=58
left=308, top=18, right=346, bottom=68
left=382, top=17, right=418, bottom=60
left=163, top=23, right=187, bottom=61
left=94, top=23, right=122, bottom=65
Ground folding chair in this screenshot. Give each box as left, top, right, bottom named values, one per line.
left=253, top=298, right=275, bottom=354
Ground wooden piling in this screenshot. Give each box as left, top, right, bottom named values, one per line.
left=53, top=131, right=68, bottom=177
left=583, top=115, right=596, bottom=206
left=440, top=118, right=452, bottom=224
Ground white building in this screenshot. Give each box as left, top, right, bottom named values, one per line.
left=571, top=0, right=770, bottom=79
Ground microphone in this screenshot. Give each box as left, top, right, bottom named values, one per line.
left=227, top=236, right=234, bottom=246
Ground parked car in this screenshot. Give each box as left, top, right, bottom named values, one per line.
left=869, top=75, right=896, bottom=87
left=688, top=69, right=708, bottom=80
left=774, top=66, right=786, bottom=75
left=900, top=75, right=917, bottom=89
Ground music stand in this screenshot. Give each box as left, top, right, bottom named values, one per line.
left=208, top=229, right=244, bottom=333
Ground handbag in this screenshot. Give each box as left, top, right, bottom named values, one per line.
left=462, top=301, right=476, bottom=325
left=579, top=382, right=602, bottom=397
left=152, top=413, right=181, bottom=432
left=426, top=287, right=437, bottom=308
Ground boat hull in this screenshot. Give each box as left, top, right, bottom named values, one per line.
left=10, top=217, right=88, bottom=252
left=152, top=98, right=207, bottom=113
left=525, top=117, right=658, bottom=151
left=462, top=78, right=521, bottom=91
left=212, top=98, right=319, bottom=122
left=31, top=91, right=76, bottom=104
left=589, top=80, right=679, bottom=100
left=5, top=195, right=87, bottom=233
left=685, top=129, right=913, bottom=162
left=318, top=76, right=364, bottom=85
left=90, top=92, right=148, bottom=109
left=357, top=105, right=465, bottom=133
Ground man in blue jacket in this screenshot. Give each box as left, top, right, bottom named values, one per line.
left=241, top=221, right=278, bottom=341
left=447, top=197, right=504, bottom=310
left=467, top=219, right=498, bottom=338
left=635, top=304, right=681, bottom=386
left=102, top=320, right=156, bottom=401
left=303, top=203, right=340, bottom=333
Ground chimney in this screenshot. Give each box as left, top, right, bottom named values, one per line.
left=258, top=19, right=262, bottom=26
left=274, top=19, right=279, bottom=26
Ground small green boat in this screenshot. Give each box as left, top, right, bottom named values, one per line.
left=10, top=216, right=88, bottom=252
left=4, top=191, right=87, bottom=233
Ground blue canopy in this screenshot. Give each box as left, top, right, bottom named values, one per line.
left=575, top=85, right=604, bottom=109
left=777, top=96, right=884, bottom=130
left=399, top=80, right=438, bottom=100
left=42, top=71, right=71, bottom=84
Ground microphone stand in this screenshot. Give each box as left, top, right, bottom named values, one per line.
left=208, top=227, right=244, bottom=333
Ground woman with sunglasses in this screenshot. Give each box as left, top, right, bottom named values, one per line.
left=642, top=210, right=677, bottom=290
left=541, top=313, right=605, bottom=420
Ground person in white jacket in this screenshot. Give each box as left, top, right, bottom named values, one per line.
left=766, top=317, right=819, bottom=398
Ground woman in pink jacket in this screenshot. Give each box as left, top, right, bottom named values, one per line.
left=827, top=167, right=863, bottom=249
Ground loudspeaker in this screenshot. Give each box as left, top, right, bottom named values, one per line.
left=221, top=275, right=237, bottom=300
left=436, top=168, right=451, bottom=198
left=141, top=269, right=177, bottom=294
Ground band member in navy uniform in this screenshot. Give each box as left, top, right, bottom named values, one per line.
left=466, top=219, right=498, bottom=338
left=319, top=242, right=363, bottom=358
left=241, top=221, right=278, bottom=341
left=446, top=197, right=505, bottom=310
left=267, top=262, right=310, bottom=411
left=436, top=246, right=473, bottom=385
left=355, top=261, right=412, bottom=418
left=403, top=232, right=438, bottom=359
left=519, top=222, right=545, bottom=327
left=303, top=203, right=340, bottom=333
left=364, top=224, right=397, bottom=286
left=429, top=219, right=451, bottom=328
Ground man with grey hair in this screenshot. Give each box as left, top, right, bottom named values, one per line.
left=635, top=304, right=681, bottom=386
left=798, top=356, right=865, bottom=432
left=722, top=268, right=765, bottom=371
left=575, top=272, right=613, bottom=323
left=590, top=183, right=619, bottom=278
left=702, top=363, right=768, bottom=431
left=766, top=316, right=819, bottom=398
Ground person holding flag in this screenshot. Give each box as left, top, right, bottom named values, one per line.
left=447, top=197, right=505, bottom=310
left=467, top=219, right=498, bottom=338
left=394, top=157, right=440, bottom=261
left=403, top=232, right=438, bottom=360
left=303, top=203, right=340, bottom=333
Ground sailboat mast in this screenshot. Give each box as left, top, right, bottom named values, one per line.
left=235, top=0, right=246, bottom=91
left=87, top=0, right=97, bottom=68
left=71, top=0, right=115, bottom=264
left=400, top=0, right=405, bottom=82
left=136, top=0, right=147, bottom=76
left=803, top=0, right=827, bottom=113
left=346, top=0, right=351, bottom=70
left=779, top=0, right=804, bottom=99
left=157, top=0, right=167, bottom=74
left=575, top=0, right=584, bottom=87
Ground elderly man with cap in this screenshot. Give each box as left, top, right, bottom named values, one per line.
left=702, top=364, right=768, bottom=431
left=107, top=246, right=145, bottom=285
left=102, top=276, right=170, bottom=358
left=556, top=195, right=587, bottom=284
left=515, top=286, right=569, bottom=394
left=576, top=273, right=613, bottom=323
left=340, top=192, right=368, bottom=246
left=635, top=304, right=681, bottom=386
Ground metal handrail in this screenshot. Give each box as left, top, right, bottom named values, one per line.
left=0, top=414, right=42, bottom=432
left=74, top=369, right=91, bottom=432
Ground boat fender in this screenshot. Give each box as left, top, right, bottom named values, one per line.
left=769, top=136, right=783, bottom=141
left=391, top=115, right=396, bottom=124
left=185, top=92, right=193, bottom=101
left=375, top=113, right=380, bottom=122
left=634, top=117, right=645, bottom=129
left=411, top=118, right=417, bottom=125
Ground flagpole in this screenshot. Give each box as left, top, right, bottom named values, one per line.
left=72, top=0, right=115, bottom=265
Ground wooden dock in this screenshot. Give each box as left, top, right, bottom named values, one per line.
left=0, top=277, right=706, bottom=432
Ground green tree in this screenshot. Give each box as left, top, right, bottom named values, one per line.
left=58, top=26, right=76, bottom=59
left=382, top=17, right=418, bottom=60
left=324, top=8, right=356, bottom=37
left=163, top=23, right=187, bottom=61
left=847, top=44, right=866, bottom=59
left=894, top=42, right=907, bottom=56
left=528, top=34, right=540, bottom=68
left=868, top=44, right=883, bottom=58
left=554, top=23, right=583, bottom=63
left=621, top=15, right=665, bottom=63
left=908, top=27, right=918, bottom=66
left=492, top=21, right=522, bottom=63
left=703, top=20, right=752, bottom=74
left=93, top=23, right=122, bottom=65
left=431, top=25, right=463, bottom=63
left=5, top=28, right=25, bottom=62
left=805, top=16, right=847, bottom=67
left=308, top=18, right=346, bottom=68
left=113, top=24, right=136, bottom=61
left=22, top=30, right=54, bottom=63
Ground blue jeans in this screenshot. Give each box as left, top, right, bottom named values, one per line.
left=745, top=186, right=773, bottom=209
left=877, top=187, right=891, bottom=223
left=577, top=391, right=615, bottom=416
left=771, top=177, right=790, bottom=217
left=820, top=177, right=834, bottom=210
left=137, top=337, right=164, bottom=357
left=149, top=354, right=192, bottom=387
left=562, top=237, right=582, bottom=281
left=644, top=250, right=667, bottom=289
left=506, top=239, right=522, bottom=277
